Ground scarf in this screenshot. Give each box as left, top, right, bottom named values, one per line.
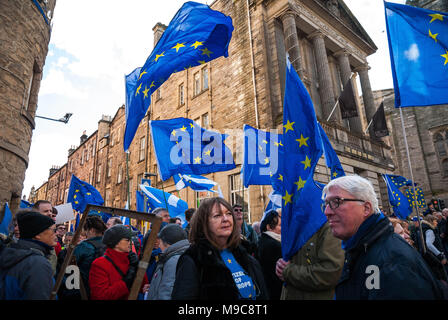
left=264, top=231, right=281, bottom=243
left=341, top=212, right=386, bottom=251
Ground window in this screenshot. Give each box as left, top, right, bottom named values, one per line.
left=435, top=133, right=447, bottom=157
left=194, top=72, right=201, bottom=96
left=107, top=158, right=112, bottom=177
left=137, top=173, right=143, bottom=186
left=81, top=149, right=85, bottom=165
left=117, top=164, right=123, bottom=184
left=92, top=140, right=96, bottom=157
left=97, top=165, right=102, bottom=183
left=229, top=173, right=251, bottom=222
left=202, top=67, right=209, bottom=90
left=117, top=127, right=121, bottom=145
left=86, top=146, right=90, bottom=162
left=105, top=189, right=111, bottom=207
left=202, top=113, right=209, bottom=128
left=195, top=191, right=212, bottom=207
left=179, top=83, right=185, bottom=106
left=156, top=88, right=162, bottom=101
left=194, top=118, right=201, bottom=126
left=139, top=137, right=146, bottom=161
left=89, top=169, right=94, bottom=185
left=433, top=130, right=448, bottom=177
left=110, top=132, right=114, bottom=146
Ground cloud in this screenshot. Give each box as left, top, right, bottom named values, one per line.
left=39, top=68, right=88, bottom=99
left=404, top=43, right=420, bottom=62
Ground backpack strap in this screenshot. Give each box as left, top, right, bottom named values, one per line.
left=104, top=255, right=126, bottom=278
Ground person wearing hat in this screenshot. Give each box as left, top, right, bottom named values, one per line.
left=146, top=223, right=189, bottom=300
left=89, top=224, right=148, bottom=300
left=0, top=210, right=57, bottom=299
left=256, top=210, right=283, bottom=300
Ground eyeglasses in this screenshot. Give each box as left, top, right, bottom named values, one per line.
left=321, top=197, right=365, bottom=212
left=233, top=208, right=243, bottom=212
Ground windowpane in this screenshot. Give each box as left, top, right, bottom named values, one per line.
left=139, top=137, right=146, bottom=161
left=179, top=83, right=184, bottom=105
left=194, top=72, right=200, bottom=95
left=202, top=113, right=209, bottom=128
left=202, top=68, right=209, bottom=90
left=436, top=140, right=447, bottom=157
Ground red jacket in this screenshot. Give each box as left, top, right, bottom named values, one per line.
left=89, top=248, right=147, bottom=300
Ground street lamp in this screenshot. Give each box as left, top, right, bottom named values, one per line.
left=35, top=112, right=73, bottom=124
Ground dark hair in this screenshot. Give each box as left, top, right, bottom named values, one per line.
left=189, top=197, right=240, bottom=250
left=232, top=204, right=242, bottom=210
left=33, top=200, right=51, bottom=209
left=184, top=208, right=196, bottom=221
left=108, top=217, right=123, bottom=226
left=83, top=216, right=107, bottom=234
left=261, top=210, right=279, bottom=232
left=169, top=217, right=181, bottom=223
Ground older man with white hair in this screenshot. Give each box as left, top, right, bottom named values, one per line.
left=323, top=175, right=444, bottom=300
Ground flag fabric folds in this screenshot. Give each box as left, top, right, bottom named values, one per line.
left=173, top=173, right=223, bottom=197
left=405, top=187, right=427, bottom=209
left=242, top=124, right=282, bottom=187
left=279, top=58, right=326, bottom=261
left=383, top=174, right=413, bottom=219
left=136, top=190, right=151, bottom=213
left=20, top=199, right=33, bottom=209
left=338, top=78, right=358, bottom=119
left=385, top=2, right=448, bottom=107
left=124, top=67, right=142, bottom=151
left=139, top=184, right=188, bottom=224
left=0, top=203, right=12, bottom=236
left=318, top=123, right=345, bottom=180
left=67, top=174, right=104, bottom=213
left=261, top=190, right=282, bottom=222
left=88, top=209, right=111, bottom=224
left=124, top=1, right=233, bottom=151
left=150, top=117, right=235, bottom=181
left=371, top=102, right=389, bottom=138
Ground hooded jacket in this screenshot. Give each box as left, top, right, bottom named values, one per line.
left=146, top=239, right=190, bottom=300
left=336, top=214, right=443, bottom=300
left=0, top=239, right=54, bottom=300
left=171, top=238, right=268, bottom=300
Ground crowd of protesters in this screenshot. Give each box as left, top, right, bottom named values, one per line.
left=1, top=175, right=448, bottom=300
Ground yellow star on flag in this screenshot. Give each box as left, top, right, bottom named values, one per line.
left=171, top=129, right=176, bottom=136
left=227, top=259, right=232, bottom=264
left=332, top=171, right=338, bottom=178
left=138, top=69, right=147, bottom=80
left=429, top=29, right=439, bottom=42
left=194, top=156, right=202, bottom=164
left=274, top=141, right=283, bottom=147
left=190, top=122, right=195, bottom=128
left=283, top=120, right=295, bottom=133
left=301, top=156, right=311, bottom=170
left=296, top=134, right=309, bottom=147
left=441, top=50, right=448, bottom=65
left=180, top=126, right=187, bottom=132
left=142, top=86, right=150, bottom=99
left=149, top=81, right=156, bottom=88
left=75, top=201, right=79, bottom=204
left=191, top=41, right=203, bottom=49
left=204, top=149, right=212, bottom=156
left=294, top=177, right=306, bottom=191
left=171, top=42, right=185, bottom=52
left=86, top=193, right=91, bottom=196
left=198, top=60, right=206, bottom=64
left=429, top=13, right=444, bottom=23
left=154, top=52, right=165, bottom=62
left=73, top=195, right=77, bottom=199
left=135, top=83, right=142, bottom=96
left=282, top=190, right=292, bottom=205
left=278, top=174, right=283, bottom=181
left=201, top=48, right=213, bottom=58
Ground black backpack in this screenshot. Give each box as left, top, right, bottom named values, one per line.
left=85, top=239, right=106, bottom=260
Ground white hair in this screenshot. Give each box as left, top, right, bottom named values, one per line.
left=322, top=175, right=380, bottom=213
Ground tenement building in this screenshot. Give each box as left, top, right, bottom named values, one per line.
left=31, top=0, right=396, bottom=224
left=0, top=0, right=56, bottom=214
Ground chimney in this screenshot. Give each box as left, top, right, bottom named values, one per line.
left=68, top=145, right=76, bottom=156
left=49, top=165, right=60, bottom=178
left=152, top=23, right=167, bottom=47
left=80, top=130, right=88, bottom=144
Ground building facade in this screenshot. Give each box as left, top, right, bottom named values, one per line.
left=30, top=0, right=396, bottom=224
left=0, top=0, right=56, bottom=214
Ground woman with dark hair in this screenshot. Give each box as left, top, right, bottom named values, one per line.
left=73, top=215, right=107, bottom=297
left=171, top=197, right=268, bottom=300
left=256, top=210, right=283, bottom=299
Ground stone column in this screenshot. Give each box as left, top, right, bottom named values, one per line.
left=335, top=50, right=362, bottom=133
left=355, top=64, right=377, bottom=138
left=281, top=11, right=304, bottom=78
left=309, top=31, right=339, bottom=122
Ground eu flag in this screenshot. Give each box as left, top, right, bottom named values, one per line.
left=124, top=67, right=142, bottom=152
left=318, top=123, right=345, bottom=180
left=124, top=2, right=233, bottom=151
left=405, top=187, right=427, bottom=209
left=383, top=174, right=412, bottom=219
left=139, top=185, right=188, bottom=224
left=173, top=173, right=223, bottom=197
left=385, top=2, right=448, bottom=107
left=279, top=58, right=326, bottom=261
left=150, top=117, right=235, bottom=181
left=242, top=124, right=283, bottom=187
left=20, top=199, right=33, bottom=209
left=67, top=174, right=104, bottom=213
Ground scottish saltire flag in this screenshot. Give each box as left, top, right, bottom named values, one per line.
left=124, top=67, right=142, bottom=151
left=242, top=124, right=283, bottom=187
left=385, top=2, right=448, bottom=107
left=383, top=174, right=413, bottom=219
left=124, top=2, right=233, bottom=151
left=0, top=203, right=12, bottom=235
left=318, top=123, right=345, bottom=180
left=140, top=185, right=188, bottom=224
left=150, top=117, right=235, bottom=181
left=20, top=199, right=33, bottom=208
left=405, top=187, right=427, bottom=209
left=67, top=175, right=104, bottom=213
left=261, top=190, right=282, bottom=223
left=279, top=58, right=326, bottom=261
left=173, top=173, right=223, bottom=197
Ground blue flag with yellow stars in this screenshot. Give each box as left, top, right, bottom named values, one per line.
left=88, top=209, right=111, bottom=224
left=124, top=66, right=142, bottom=152
left=67, top=174, right=104, bottom=213
left=124, top=2, right=233, bottom=151
left=136, top=190, right=151, bottom=213
left=20, top=199, right=33, bottom=208
left=382, top=174, right=413, bottom=219
left=150, top=117, right=235, bottom=181
left=279, top=58, right=326, bottom=261
left=318, top=123, right=345, bottom=180
left=242, top=124, right=283, bottom=187
left=385, top=2, right=448, bottom=107
left=405, top=187, right=427, bottom=209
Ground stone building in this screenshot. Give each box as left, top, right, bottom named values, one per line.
left=31, top=0, right=396, bottom=224
left=0, top=0, right=56, bottom=214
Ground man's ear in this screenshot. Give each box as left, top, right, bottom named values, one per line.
left=363, top=201, right=373, bottom=217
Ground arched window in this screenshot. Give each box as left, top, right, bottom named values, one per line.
left=435, top=133, right=447, bottom=157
